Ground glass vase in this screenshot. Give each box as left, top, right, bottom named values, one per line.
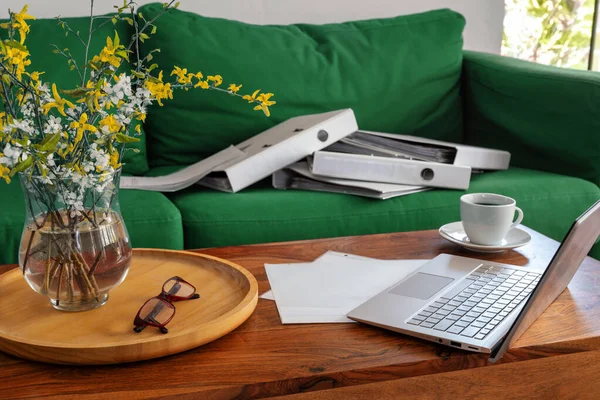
left=18, top=169, right=132, bottom=311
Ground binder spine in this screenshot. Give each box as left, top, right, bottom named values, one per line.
left=226, top=110, right=359, bottom=192
left=312, top=151, right=472, bottom=190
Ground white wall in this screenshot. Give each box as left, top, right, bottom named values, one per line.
left=1, top=0, right=504, bottom=54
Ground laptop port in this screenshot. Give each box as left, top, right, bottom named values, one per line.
left=468, top=346, right=479, bottom=350
left=450, top=341, right=461, bottom=347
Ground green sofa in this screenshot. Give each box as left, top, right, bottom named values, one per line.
left=1, top=5, right=599, bottom=266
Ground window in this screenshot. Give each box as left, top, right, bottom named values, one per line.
left=502, top=0, right=599, bottom=71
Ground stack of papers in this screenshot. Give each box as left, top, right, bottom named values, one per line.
left=339, top=131, right=457, bottom=163
left=272, top=161, right=430, bottom=200
left=263, top=251, right=429, bottom=323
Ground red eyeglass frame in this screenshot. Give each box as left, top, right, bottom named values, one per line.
left=133, top=276, right=200, bottom=334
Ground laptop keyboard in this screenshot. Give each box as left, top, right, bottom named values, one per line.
left=407, top=265, right=541, bottom=341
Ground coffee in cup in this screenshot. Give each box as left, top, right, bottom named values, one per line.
left=460, top=193, right=524, bottom=246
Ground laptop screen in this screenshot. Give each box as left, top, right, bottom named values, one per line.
left=489, top=200, right=600, bottom=362
left=490, top=201, right=600, bottom=362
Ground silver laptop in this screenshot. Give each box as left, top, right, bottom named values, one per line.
left=347, top=200, right=600, bottom=362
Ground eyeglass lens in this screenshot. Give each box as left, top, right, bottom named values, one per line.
left=163, top=278, right=195, bottom=298
left=139, top=297, right=175, bottom=326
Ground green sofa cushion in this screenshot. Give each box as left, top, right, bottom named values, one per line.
left=166, top=167, right=600, bottom=260
left=0, top=13, right=149, bottom=176
left=462, top=51, right=600, bottom=186
left=0, top=181, right=184, bottom=265
left=138, top=4, right=466, bottom=166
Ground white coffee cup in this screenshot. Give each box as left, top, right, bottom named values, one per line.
left=460, top=193, right=524, bottom=246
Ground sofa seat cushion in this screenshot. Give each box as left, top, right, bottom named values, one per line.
left=0, top=182, right=184, bottom=265
left=166, top=167, right=600, bottom=259
left=138, top=4, right=466, bottom=166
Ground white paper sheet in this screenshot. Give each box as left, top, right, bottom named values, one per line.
left=260, top=251, right=375, bottom=300
left=264, top=252, right=429, bottom=323
left=260, top=291, right=276, bottom=300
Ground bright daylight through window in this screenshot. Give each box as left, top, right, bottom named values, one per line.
left=502, top=0, right=600, bottom=70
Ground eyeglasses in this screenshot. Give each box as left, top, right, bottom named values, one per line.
left=133, top=276, right=200, bottom=334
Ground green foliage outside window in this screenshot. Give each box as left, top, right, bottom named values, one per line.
left=502, top=0, right=595, bottom=70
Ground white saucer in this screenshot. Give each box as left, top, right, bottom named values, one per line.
left=439, top=221, right=531, bottom=253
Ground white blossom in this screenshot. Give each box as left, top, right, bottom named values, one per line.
left=135, top=87, right=152, bottom=106
left=20, top=101, right=35, bottom=118
left=115, top=74, right=133, bottom=96
left=96, top=108, right=109, bottom=118
left=7, top=120, right=35, bottom=135
left=82, top=161, right=95, bottom=173
left=38, top=175, right=53, bottom=185
left=65, top=105, right=81, bottom=120
left=103, top=74, right=134, bottom=106
left=43, top=115, right=63, bottom=134
left=89, top=143, right=110, bottom=171
left=119, top=102, right=136, bottom=115
left=114, top=113, right=131, bottom=125
left=46, top=153, right=55, bottom=167
left=64, top=189, right=85, bottom=216
left=0, top=143, right=22, bottom=166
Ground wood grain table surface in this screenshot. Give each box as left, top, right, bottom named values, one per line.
left=274, top=349, right=600, bottom=400
left=0, top=226, right=599, bottom=399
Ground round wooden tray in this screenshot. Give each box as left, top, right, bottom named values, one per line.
left=0, top=249, right=258, bottom=365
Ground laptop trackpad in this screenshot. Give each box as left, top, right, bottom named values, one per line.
left=388, top=273, right=454, bottom=300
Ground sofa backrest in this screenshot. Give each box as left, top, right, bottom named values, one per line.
left=138, top=4, right=467, bottom=168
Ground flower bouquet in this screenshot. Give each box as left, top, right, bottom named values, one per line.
left=0, top=1, right=275, bottom=311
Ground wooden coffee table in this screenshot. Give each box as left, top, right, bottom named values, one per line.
left=1, top=227, right=599, bottom=399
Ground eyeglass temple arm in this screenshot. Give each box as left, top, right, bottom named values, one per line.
left=134, top=316, right=168, bottom=333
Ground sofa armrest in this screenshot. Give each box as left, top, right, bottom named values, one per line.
left=462, top=50, right=600, bottom=186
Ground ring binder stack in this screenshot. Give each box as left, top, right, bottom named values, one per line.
left=121, top=109, right=511, bottom=199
